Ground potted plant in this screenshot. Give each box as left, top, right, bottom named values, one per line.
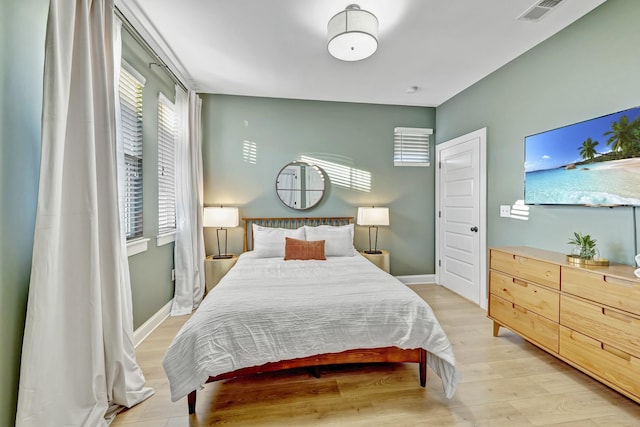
left=567, top=232, right=608, bottom=265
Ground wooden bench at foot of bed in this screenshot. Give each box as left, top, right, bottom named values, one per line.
left=187, top=346, right=427, bottom=414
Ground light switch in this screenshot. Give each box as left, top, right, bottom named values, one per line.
left=500, top=205, right=511, bottom=217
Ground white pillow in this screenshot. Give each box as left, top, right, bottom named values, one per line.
left=252, top=224, right=305, bottom=258
left=303, top=224, right=355, bottom=257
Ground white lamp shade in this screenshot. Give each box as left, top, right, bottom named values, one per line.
left=357, top=207, right=389, bottom=226
left=327, top=5, right=378, bottom=61
left=203, top=207, right=239, bottom=228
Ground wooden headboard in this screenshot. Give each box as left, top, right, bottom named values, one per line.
left=243, top=217, right=353, bottom=252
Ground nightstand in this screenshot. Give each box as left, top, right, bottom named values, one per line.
left=360, top=250, right=390, bottom=273
left=204, top=254, right=238, bottom=292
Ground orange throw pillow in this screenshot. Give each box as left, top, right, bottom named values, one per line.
left=284, top=237, right=326, bottom=261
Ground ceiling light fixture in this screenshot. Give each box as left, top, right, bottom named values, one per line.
left=327, top=4, right=378, bottom=62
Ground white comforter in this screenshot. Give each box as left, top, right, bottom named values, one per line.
left=162, top=252, right=459, bottom=402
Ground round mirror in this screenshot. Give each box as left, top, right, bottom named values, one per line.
left=275, top=161, right=326, bottom=210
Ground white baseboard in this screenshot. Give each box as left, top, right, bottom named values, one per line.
left=396, top=274, right=436, bottom=285
left=133, top=299, right=173, bottom=348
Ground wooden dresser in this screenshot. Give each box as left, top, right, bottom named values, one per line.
left=488, top=246, right=640, bottom=403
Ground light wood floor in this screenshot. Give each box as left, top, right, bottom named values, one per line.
left=112, top=285, right=640, bottom=426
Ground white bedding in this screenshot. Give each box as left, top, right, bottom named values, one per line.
left=162, top=252, right=460, bottom=402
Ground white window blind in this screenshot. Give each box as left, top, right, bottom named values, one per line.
left=157, top=93, right=177, bottom=235
left=119, top=62, right=145, bottom=240
left=394, top=127, right=432, bottom=167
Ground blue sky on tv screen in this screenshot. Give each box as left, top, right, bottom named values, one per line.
left=525, top=106, right=640, bottom=172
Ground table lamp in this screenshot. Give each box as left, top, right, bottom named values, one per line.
left=203, top=206, right=239, bottom=259
left=357, top=207, right=389, bottom=254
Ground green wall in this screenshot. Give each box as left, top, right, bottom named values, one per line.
left=121, top=28, right=176, bottom=329
left=201, top=95, right=435, bottom=276
left=0, top=1, right=48, bottom=426
left=436, top=0, right=640, bottom=265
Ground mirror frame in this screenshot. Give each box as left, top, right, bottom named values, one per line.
left=275, top=161, right=326, bottom=210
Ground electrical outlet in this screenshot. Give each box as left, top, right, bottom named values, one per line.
left=171, top=269, right=175, bottom=281
left=500, top=205, right=511, bottom=218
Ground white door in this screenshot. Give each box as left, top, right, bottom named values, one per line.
left=436, top=128, right=487, bottom=309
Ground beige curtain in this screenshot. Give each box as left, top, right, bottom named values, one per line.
left=171, top=88, right=206, bottom=316
left=16, top=1, right=153, bottom=425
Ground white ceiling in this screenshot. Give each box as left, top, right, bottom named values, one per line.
left=120, top=0, right=606, bottom=107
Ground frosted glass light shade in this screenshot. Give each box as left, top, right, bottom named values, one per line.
left=327, top=4, right=378, bottom=61
left=203, top=207, right=239, bottom=228
left=357, top=207, right=389, bottom=226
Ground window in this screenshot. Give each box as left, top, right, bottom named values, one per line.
left=118, top=62, right=145, bottom=240
left=393, top=127, right=432, bottom=167
left=157, top=93, right=177, bottom=235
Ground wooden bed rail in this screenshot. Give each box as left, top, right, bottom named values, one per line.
left=242, top=216, right=353, bottom=252
left=187, top=347, right=427, bottom=414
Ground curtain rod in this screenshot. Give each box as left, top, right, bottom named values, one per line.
left=114, top=6, right=188, bottom=93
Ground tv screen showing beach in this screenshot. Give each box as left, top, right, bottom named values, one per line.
left=524, top=106, right=640, bottom=206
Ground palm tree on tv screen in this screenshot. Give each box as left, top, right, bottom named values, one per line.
left=579, top=137, right=599, bottom=161
left=604, top=114, right=640, bottom=157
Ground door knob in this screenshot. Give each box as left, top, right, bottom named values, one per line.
left=470, top=226, right=479, bottom=232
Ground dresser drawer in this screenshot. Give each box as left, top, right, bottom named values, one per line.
left=489, top=294, right=559, bottom=352
left=490, top=249, right=560, bottom=290
left=490, top=270, right=559, bottom=322
left=560, top=326, right=640, bottom=399
left=562, top=267, right=640, bottom=315
left=560, top=295, right=640, bottom=358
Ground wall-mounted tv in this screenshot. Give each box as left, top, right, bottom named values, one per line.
left=524, top=106, right=640, bottom=206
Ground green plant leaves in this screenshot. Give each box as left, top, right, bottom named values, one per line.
left=568, top=231, right=597, bottom=259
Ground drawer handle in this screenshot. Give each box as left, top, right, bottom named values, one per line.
left=513, top=278, right=528, bottom=287
left=602, top=308, right=634, bottom=323
left=603, top=276, right=634, bottom=288
left=513, top=255, right=528, bottom=264
left=601, top=343, right=632, bottom=361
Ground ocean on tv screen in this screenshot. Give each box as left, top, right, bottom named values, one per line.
left=525, top=158, right=640, bottom=206
left=524, top=105, right=640, bottom=206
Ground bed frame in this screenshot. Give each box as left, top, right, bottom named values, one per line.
left=187, top=217, right=428, bottom=414
left=242, top=216, right=355, bottom=252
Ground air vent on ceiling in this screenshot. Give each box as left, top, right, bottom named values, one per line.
left=517, top=0, right=564, bottom=22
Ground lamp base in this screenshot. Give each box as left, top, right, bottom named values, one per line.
left=212, top=254, right=234, bottom=259
left=363, top=250, right=382, bottom=255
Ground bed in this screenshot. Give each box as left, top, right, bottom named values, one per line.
left=162, top=217, right=459, bottom=414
